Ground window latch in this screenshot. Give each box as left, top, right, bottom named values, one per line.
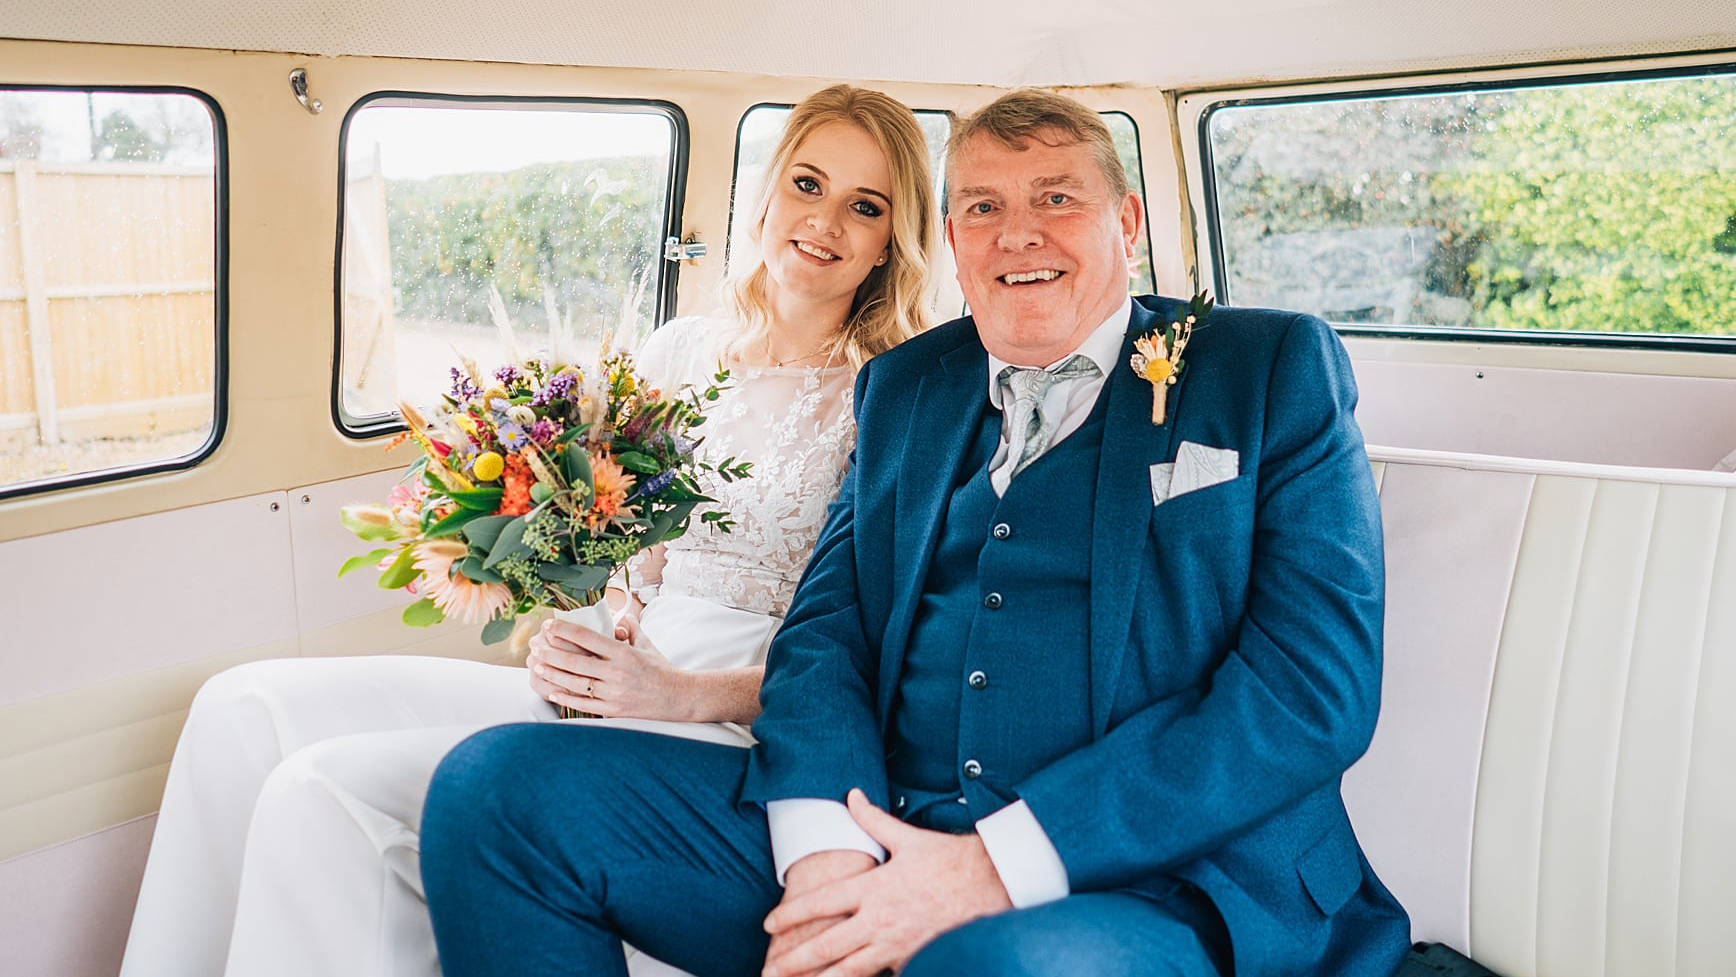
left=663, top=234, right=707, bottom=263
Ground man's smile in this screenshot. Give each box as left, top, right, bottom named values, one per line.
left=998, top=269, right=1064, bottom=284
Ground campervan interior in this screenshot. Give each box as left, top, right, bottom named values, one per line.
left=3, top=3, right=1735, bottom=975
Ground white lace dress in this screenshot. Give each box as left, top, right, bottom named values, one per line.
left=633, top=315, right=855, bottom=621
left=119, top=315, right=856, bottom=977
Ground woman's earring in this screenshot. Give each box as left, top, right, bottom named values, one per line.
left=875, top=253, right=887, bottom=265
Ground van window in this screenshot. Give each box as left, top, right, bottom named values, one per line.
left=0, top=88, right=222, bottom=498
left=1201, top=71, right=1736, bottom=344
left=1102, top=111, right=1156, bottom=294
left=337, top=97, right=684, bottom=430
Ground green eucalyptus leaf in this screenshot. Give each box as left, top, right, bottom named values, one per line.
left=402, top=598, right=444, bottom=627
left=482, top=516, right=532, bottom=568
left=463, top=514, right=515, bottom=552
left=641, top=510, right=677, bottom=547
left=480, top=615, right=516, bottom=645
left=563, top=443, right=594, bottom=490
left=538, top=562, right=609, bottom=593
left=458, top=555, right=506, bottom=583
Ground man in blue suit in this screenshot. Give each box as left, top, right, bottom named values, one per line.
left=422, top=89, right=1410, bottom=977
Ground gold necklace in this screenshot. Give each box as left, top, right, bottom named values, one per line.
left=766, top=335, right=836, bottom=368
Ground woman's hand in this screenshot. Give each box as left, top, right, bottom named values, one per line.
left=526, top=614, right=698, bottom=721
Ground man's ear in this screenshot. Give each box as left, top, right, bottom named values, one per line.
left=944, top=215, right=957, bottom=250
left=1119, top=191, right=1144, bottom=258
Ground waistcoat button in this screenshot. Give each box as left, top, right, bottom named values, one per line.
left=983, top=592, right=1003, bottom=610
left=967, top=670, right=988, bottom=690
left=963, top=759, right=983, bottom=779
left=991, top=522, right=1012, bottom=540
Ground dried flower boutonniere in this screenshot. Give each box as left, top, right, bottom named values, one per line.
left=1129, top=292, right=1212, bottom=425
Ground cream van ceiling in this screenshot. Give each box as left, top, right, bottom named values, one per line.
left=3, top=0, right=1734, bottom=88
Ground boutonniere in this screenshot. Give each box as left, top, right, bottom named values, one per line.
left=1129, top=291, right=1212, bottom=425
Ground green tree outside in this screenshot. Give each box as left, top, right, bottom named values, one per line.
left=1209, top=75, right=1736, bottom=338
left=385, top=156, right=668, bottom=332
left=1447, top=78, right=1736, bottom=335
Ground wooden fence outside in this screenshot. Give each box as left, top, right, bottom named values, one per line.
left=0, top=159, right=215, bottom=450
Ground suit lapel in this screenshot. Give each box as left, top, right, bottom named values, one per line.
left=1088, top=299, right=1184, bottom=735
left=879, top=334, right=988, bottom=726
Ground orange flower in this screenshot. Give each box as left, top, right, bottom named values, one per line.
left=586, top=452, right=636, bottom=529
left=499, top=453, right=534, bottom=516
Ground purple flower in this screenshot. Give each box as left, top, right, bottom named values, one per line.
left=448, top=367, right=481, bottom=400
left=531, top=418, right=559, bottom=443
left=497, top=423, right=530, bottom=451
left=630, top=469, right=677, bottom=500
left=532, top=370, right=579, bottom=407
left=494, top=365, right=520, bottom=386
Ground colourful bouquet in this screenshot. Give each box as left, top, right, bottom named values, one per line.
left=339, top=351, right=749, bottom=646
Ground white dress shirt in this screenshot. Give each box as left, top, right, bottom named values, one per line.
left=767, top=298, right=1135, bottom=908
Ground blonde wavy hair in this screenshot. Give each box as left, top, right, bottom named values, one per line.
left=721, top=85, right=936, bottom=371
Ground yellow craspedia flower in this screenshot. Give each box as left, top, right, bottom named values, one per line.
left=473, top=451, right=506, bottom=482
left=1130, top=334, right=1175, bottom=384
left=1141, top=358, right=1175, bottom=384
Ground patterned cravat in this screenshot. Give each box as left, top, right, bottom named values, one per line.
left=997, top=354, right=1101, bottom=482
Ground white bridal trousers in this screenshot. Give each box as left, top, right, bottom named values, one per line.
left=117, top=594, right=776, bottom=977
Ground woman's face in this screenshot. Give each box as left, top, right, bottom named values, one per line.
left=759, top=121, right=896, bottom=314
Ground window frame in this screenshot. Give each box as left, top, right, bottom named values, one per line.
left=1184, top=56, right=1736, bottom=354
left=332, top=91, right=690, bottom=438
left=1100, top=109, right=1157, bottom=295
left=0, top=83, right=229, bottom=502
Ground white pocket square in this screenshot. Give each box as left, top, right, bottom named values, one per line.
left=1150, top=442, right=1239, bottom=505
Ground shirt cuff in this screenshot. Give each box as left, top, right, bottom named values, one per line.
left=766, top=798, right=887, bottom=885
left=975, top=799, right=1070, bottom=908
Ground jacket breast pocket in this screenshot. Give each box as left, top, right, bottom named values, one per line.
left=1149, top=470, right=1255, bottom=536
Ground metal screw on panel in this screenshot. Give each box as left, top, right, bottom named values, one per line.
left=301, top=494, right=311, bottom=504
left=269, top=502, right=280, bottom=512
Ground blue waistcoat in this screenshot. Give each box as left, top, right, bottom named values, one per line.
left=886, top=393, right=1108, bottom=833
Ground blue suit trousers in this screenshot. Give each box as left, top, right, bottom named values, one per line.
left=422, top=724, right=782, bottom=977
left=422, top=724, right=1232, bottom=977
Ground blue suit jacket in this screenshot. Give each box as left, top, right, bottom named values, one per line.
left=743, top=296, right=1409, bottom=975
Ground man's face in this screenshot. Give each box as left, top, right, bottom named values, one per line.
left=946, top=130, right=1143, bottom=366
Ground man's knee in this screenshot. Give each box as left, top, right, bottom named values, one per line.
left=425, top=724, right=541, bottom=826
left=902, top=914, right=1065, bottom=977
left=900, top=900, right=1222, bottom=977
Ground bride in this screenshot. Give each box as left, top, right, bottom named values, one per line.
left=117, top=83, right=937, bottom=977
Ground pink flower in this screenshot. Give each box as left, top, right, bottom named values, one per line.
left=413, top=540, right=512, bottom=623
left=387, top=482, right=430, bottom=531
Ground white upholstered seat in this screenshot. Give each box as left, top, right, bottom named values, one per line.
left=1346, top=446, right=1736, bottom=977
